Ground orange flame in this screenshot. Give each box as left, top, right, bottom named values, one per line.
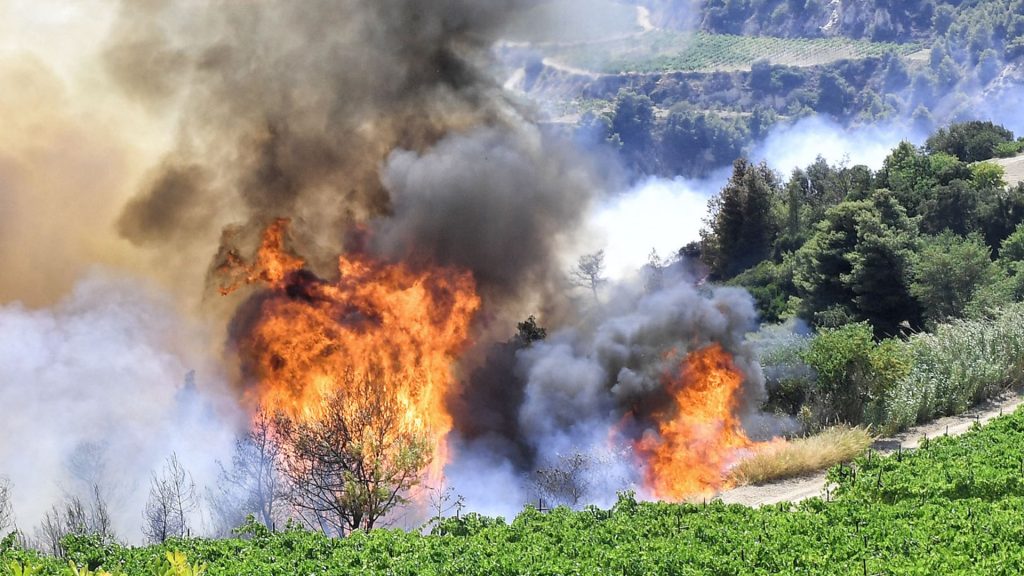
left=637, top=343, right=764, bottom=499
left=220, top=219, right=480, bottom=484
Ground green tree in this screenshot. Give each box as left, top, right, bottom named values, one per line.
left=926, top=121, right=1015, bottom=163
left=876, top=141, right=935, bottom=215
left=844, top=192, right=921, bottom=337
left=911, top=232, right=1006, bottom=325
left=794, top=193, right=921, bottom=335
left=701, top=159, right=780, bottom=279
left=919, top=179, right=980, bottom=237
left=609, top=91, right=655, bottom=170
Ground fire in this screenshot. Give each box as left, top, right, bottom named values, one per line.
left=638, top=343, right=764, bottom=500
left=219, top=219, right=480, bottom=484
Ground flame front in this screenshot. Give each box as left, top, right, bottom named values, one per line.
left=221, top=219, right=480, bottom=484
left=638, top=343, right=763, bottom=499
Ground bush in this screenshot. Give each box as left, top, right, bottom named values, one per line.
left=800, top=323, right=911, bottom=430
left=887, top=304, right=1024, bottom=431
left=994, top=140, right=1023, bottom=158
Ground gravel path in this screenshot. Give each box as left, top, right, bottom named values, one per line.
left=717, top=389, right=1024, bottom=506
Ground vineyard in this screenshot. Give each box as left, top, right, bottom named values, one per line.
left=6, top=406, right=1024, bottom=574
left=547, top=31, right=920, bottom=73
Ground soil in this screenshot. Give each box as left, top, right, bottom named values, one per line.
left=993, top=153, right=1024, bottom=188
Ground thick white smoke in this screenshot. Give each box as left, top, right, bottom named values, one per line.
left=0, top=271, right=239, bottom=541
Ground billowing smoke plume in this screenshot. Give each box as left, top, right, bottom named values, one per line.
left=446, top=266, right=775, bottom=514
left=0, top=272, right=238, bottom=537
left=104, top=0, right=602, bottom=309
left=1, top=0, right=777, bottom=538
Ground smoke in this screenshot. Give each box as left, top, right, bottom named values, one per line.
left=592, top=173, right=727, bottom=280
left=751, top=116, right=926, bottom=173
left=373, top=125, right=601, bottom=304
left=0, top=0, right=824, bottom=536
left=445, top=266, right=772, bottom=514
left=0, top=271, right=239, bottom=539
left=103, top=0, right=547, bottom=288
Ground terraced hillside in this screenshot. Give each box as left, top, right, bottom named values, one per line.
left=547, top=30, right=921, bottom=74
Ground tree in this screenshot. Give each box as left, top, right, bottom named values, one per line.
left=275, top=370, right=431, bottom=536
left=701, top=159, right=780, bottom=279
left=533, top=449, right=630, bottom=509
left=926, top=121, right=1015, bottom=163
left=843, top=192, right=921, bottom=337
left=609, top=91, right=655, bottom=170
left=211, top=411, right=287, bottom=535
left=570, top=250, right=607, bottom=299
left=143, top=453, right=198, bottom=543
left=514, top=315, right=547, bottom=346
left=919, top=179, right=980, bottom=237
left=36, top=487, right=114, bottom=557
left=794, top=192, right=921, bottom=335
left=911, top=232, right=1006, bottom=326
left=0, top=478, right=12, bottom=536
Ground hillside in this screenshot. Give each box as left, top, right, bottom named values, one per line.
left=994, top=153, right=1024, bottom=187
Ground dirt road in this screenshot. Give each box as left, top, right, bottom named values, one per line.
left=993, top=153, right=1024, bottom=187
left=717, top=390, right=1024, bottom=506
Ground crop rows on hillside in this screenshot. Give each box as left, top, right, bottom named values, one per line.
left=550, top=31, right=920, bottom=74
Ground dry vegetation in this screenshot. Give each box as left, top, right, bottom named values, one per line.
left=729, top=426, right=873, bottom=486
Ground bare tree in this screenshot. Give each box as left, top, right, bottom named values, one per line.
left=533, top=448, right=633, bottom=509
left=570, top=250, right=607, bottom=299
left=275, top=369, right=431, bottom=536
left=35, top=486, right=114, bottom=557
left=0, top=477, right=13, bottom=536
left=534, top=453, right=591, bottom=508
left=211, top=411, right=288, bottom=534
left=143, top=453, right=198, bottom=543
left=643, top=248, right=667, bottom=293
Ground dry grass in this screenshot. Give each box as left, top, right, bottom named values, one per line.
left=730, top=426, right=873, bottom=486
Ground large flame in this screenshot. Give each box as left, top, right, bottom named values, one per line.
left=638, top=343, right=763, bottom=499
left=219, top=219, right=480, bottom=483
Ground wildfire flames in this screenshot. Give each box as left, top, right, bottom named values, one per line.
left=219, top=219, right=480, bottom=482
left=217, top=222, right=769, bottom=503
left=638, top=344, right=767, bottom=499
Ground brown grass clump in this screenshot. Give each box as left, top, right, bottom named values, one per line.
left=730, top=426, right=873, bottom=486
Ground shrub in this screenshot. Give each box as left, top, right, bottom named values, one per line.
left=886, top=304, right=1024, bottom=431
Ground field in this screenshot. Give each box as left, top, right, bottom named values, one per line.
left=546, top=31, right=921, bottom=73
left=7, top=406, right=1024, bottom=575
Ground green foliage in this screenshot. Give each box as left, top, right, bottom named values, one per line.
left=13, top=410, right=1024, bottom=574
left=887, top=304, right=1024, bottom=430
left=728, top=259, right=796, bottom=322
left=701, top=159, right=780, bottom=279
left=800, top=323, right=911, bottom=428
left=926, top=120, right=1015, bottom=163
left=659, top=107, right=748, bottom=177
left=793, top=193, right=920, bottom=335
left=970, top=161, right=1007, bottom=190
left=550, top=31, right=919, bottom=74
left=994, top=140, right=1024, bottom=158
left=910, top=232, right=1007, bottom=326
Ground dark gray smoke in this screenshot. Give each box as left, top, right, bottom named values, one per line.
left=373, top=126, right=600, bottom=303
left=446, top=266, right=775, bottom=513
left=106, top=0, right=593, bottom=301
